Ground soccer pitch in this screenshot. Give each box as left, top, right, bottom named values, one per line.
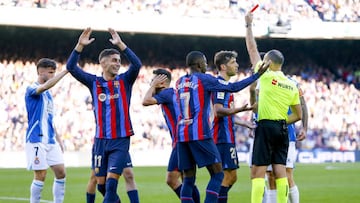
left=0, top=163, right=359, bottom=203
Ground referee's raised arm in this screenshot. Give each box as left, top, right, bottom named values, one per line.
left=245, top=9, right=302, bottom=203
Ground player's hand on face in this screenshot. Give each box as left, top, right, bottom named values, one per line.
left=257, top=60, right=270, bottom=75
left=151, top=74, right=168, bottom=88
left=296, top=128, right=306, bottom=141
left=78, top=27, right=95, bottom=46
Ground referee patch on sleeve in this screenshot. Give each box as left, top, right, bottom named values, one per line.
left=217, top=92, right=225, bottom=99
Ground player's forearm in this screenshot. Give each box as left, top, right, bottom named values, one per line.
left=249, top=83, right=257, bottom=105
left=116, top=41, right=127, bottom=51
left=215, top=108, right=233, bottom=117
left=300, top=96, right=308, bottom=131
left=287, top=113, right=302, bottom=125
left=245, top=25, right=260, bottom=67
left=123, top=48, right=142, bottom=71
left=232, top=73, right=259, bottom=92
left=37, top=70, right=68, bottom=93
left=74, top=43, right=84, bottom=53
left=142, top=86, right=157, bottom=106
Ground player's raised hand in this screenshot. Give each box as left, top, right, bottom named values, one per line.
left=78, top=27, right=95, bottom=46
left=151, top=74, right=168, bottom=88
left=245, top=11, right=254, bottom=26
left=108, top=28, right=127, bottom=51
left=75, top=27, right=95, bottom=52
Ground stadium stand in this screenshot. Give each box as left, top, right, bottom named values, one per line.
left=0, top=1, right=359, bottom=165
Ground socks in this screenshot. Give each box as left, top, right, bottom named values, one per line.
left=97, top=184, right=106, bottom=196
left=127, top=190, right=139, bottom=203
left=192, top=185, right=200, bottom=203
left=218, top=186, right=230, bottom=203
left=275, top=178, right=289, bottom=203
left=174, top=185, right=182, bottom=198
left=204, top=171, right=224, bottom=203
left=176, top=184, right=200, bottom=203
left=288, top=185, right=299, bottom=203
left=181, top=176, right=195, bottom=203
left=262, top=188, right=267, bottom=203
left=251, top=178, right=265, bottom=203
left=266, top=189, right=277, bottom=203
left=104, top=178, right=120, bottom=203
left=86, top=192, right=96, bottom=203
left=53, top=178, right=65, bottom=203
left=31, top=180, right=44, bottom=203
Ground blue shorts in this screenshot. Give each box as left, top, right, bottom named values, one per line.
left=216, top=143, right=239, bottom=170
left=91, top=144, right=95, bottom=169
left=93, top=137, right=131, bottom=176
left=177, top=138, right=221, bottom=171
left=167, top=145, right=179, bottom=172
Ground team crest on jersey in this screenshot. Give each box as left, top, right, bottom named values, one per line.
left=34, top=157, right=40, bottom=165
left=95, top=167, right=99, bottom=174
left=98, top=93, right=106, bottom=102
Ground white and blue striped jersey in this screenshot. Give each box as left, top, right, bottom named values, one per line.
left=25, top=82, right=56, bottom=144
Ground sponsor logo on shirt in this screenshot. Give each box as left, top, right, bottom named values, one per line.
left=98, top=93, right=120, bottom=102
left=272, top=79, right=294, bottom=91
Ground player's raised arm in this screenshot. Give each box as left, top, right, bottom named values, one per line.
left=108, top=28, right=127, bottom=51
left=245, top=11, right=261, bottom=69
left=142, top=74, right=168, bottom=106
left=297, top=87, right=308, bottom=141
left=35, top=59, right=68, bottom=94
left=74, top=27, right=95, bottom=53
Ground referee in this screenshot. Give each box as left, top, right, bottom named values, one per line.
left=245, top=11, right=303, bottom=203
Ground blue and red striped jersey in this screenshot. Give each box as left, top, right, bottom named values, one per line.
left=153, top=88, right=180, bottom=144
left=66, top=48, right=142, bottom=139
left=211, top=77, right=236, bottom=144
left=175, top=72, right=260, bottom=142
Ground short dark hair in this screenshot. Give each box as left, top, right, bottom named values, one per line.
left=153, top=68, right=172, bottom=81
left=98, top=48, right=121, bottom=62
left=186, top=51, right=205, bottom=67
left=266, top=49, right=284, bottom=65
left=214, top=50, right=238, bottom=70
left=36, top=58, right=57, bottom=70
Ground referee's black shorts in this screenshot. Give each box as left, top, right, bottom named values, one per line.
left=252, top=119, right=289, bottom=166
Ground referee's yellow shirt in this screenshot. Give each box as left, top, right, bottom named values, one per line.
left=255, top=62, right=300, bottom=121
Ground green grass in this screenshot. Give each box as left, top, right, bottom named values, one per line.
left=0, top=163, right=359, bottom=203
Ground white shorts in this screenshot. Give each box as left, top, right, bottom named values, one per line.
left=25, top=142, right=64, bottom=171
left=266, top=141, right=297, bottom=171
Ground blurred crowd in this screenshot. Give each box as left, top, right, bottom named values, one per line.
left=0, top=0, right=359, bottom=22
left=0, top=59, right=359, bottom=152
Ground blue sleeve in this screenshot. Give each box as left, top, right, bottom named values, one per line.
left=213, top=91, right=225, bottom=105
left=154, top=88, right=171, bottom=105
left=26, top=84, right=38, bottom=97
left=122, top=48, right=142, bottom=85
left=66, top=50, right=96, bottom=88
left=201, top=73, right=260, bottom=92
